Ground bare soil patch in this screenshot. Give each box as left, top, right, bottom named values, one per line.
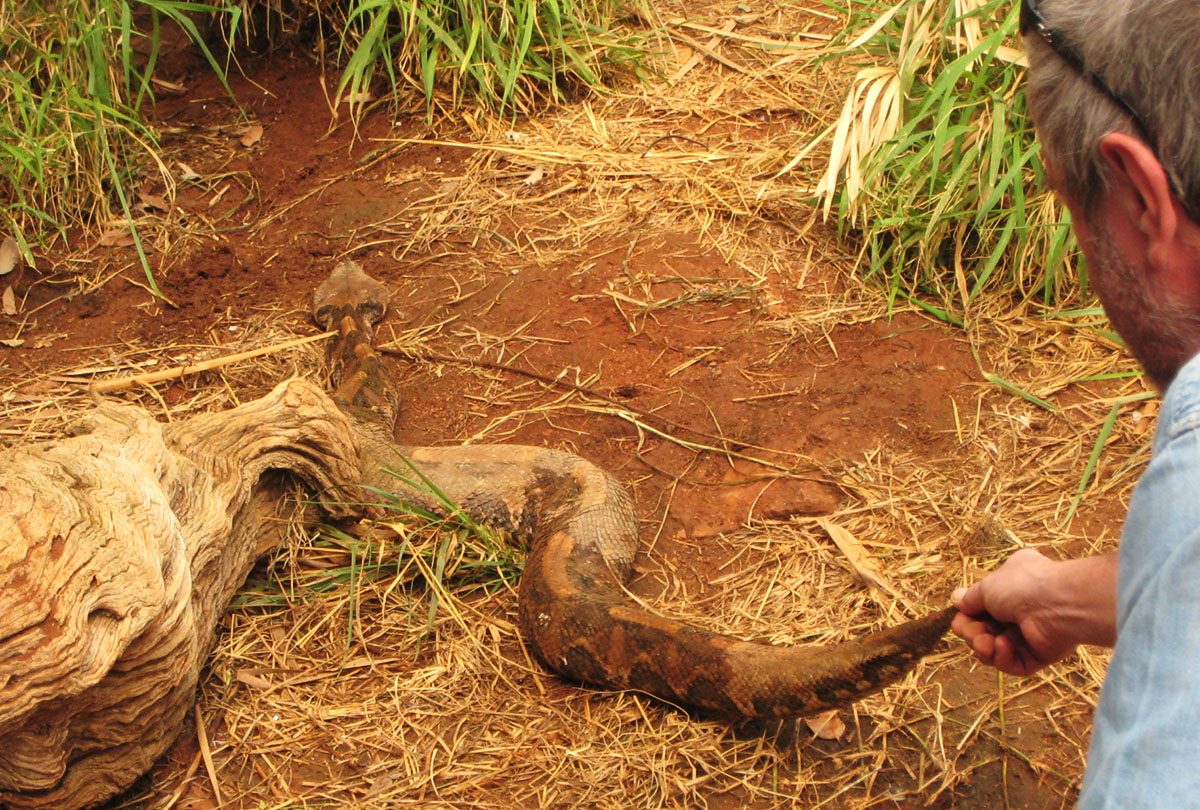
left=1, top=7, right=1151, bottom=808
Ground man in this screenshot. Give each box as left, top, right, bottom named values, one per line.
left=951, top=0, right=1200, bottom=805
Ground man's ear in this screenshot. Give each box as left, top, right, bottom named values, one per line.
left=1097, top=131, right=1179, bottom=246
left=1097, top=132, right=1200, bottom=307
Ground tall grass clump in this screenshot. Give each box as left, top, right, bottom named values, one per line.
left=813, top=0, right=1079, bottom=321
left=0, top=0, right=237, bottom=292
left=330, top=0, right=647, bottom=118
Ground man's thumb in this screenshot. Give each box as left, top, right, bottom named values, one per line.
left=953, top=584, right=986, bottom=616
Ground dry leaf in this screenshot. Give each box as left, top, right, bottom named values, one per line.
left=138, top=191, right=169, bottom=211
left=0, top=237, right=18, bottom=276
left=238, top=123, right=263, bottom=147
left=1, top=338, right=24, bottom=348
left=341, top=89, right=375, bottom=105
left=813, top=66, right=901, bottom=220
left=669, top=44, right=696, bottom=74
left=234, top=670, right=274, bottom=690
left=814, top=516, right=903, bottom=601
left=667, top=19, right=735, bottom=84
left=804, top=709, right=847, bottom=740
left=150, top=76, right=187, bottom=94
left=18, top=379, right=56, bottom=396
left=98, top=227, right=134, bottom=247
left=177, top=161, right=201, bottom=181
left=2, top=285, right=16, bottom=316
left=364, top=771, right=396, bottom=799
left=523, top=166, right=545, bottom=186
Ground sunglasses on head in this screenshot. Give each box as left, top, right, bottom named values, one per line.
left=1019, top=0, right=1148, bottom=135
left=1018, top=0, right=1196, bottom=217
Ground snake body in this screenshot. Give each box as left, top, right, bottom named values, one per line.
left=316, top=262, right=953, bottom=718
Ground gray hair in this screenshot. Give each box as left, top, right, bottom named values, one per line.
left=1024, top=0, right=1200, bottom=222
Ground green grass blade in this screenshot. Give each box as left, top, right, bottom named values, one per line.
left=1061, top=392, right=1155, bottom=526
left=984, top=373, right=1063, bottom=413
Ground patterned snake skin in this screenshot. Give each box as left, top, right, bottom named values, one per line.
left=314, top=262, right=953, bottom=718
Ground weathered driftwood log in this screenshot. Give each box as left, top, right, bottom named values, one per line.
left=0, top=380, right=361, bottom=810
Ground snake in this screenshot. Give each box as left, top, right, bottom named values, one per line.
left=314, top=261, right=953, bottom=718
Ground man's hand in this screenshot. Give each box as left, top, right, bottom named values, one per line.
left=952, top=549, right=1118, bottom=677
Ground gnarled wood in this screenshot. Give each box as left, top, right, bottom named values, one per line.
left=0, top=380, right=360, bottom=810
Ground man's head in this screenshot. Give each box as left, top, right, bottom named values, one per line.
left=1021, top=0, right=1200, bottom=388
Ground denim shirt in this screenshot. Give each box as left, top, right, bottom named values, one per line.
left=1079, top=351, right=1200, bottom=808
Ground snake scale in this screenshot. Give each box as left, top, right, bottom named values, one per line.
left=314, top=262, right=953, bottom=718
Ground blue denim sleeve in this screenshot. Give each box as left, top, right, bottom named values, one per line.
left=1078, top=353, right=1200, bottom=809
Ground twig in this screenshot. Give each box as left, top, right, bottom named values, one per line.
left=88, top=331, right=337, bottom=394
left=194, top=704, right=222, bottom=806
left=639, top=134, right=710, bottom=158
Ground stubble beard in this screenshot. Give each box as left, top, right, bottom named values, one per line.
left=1089, top=231, right=1200, bottom=390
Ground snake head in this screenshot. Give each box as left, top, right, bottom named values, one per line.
left=312, top=260, right=392, bottom=334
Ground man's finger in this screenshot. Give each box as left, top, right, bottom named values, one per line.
left=992, top=632, right=1020, bottom=675
left=971, top=631, right=996, bottom=663
left=994, top=627, right=1042, bottom=677
left=952, top=612, right=1002, bottom=641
